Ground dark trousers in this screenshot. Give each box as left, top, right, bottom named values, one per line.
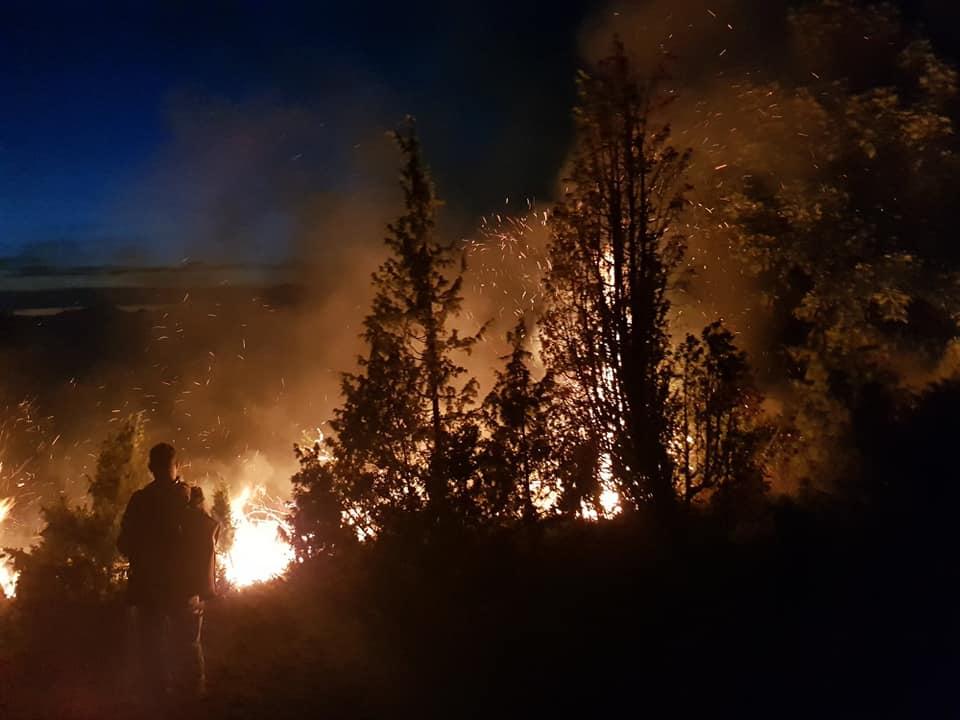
left=134, top=596, right=205, bottom=706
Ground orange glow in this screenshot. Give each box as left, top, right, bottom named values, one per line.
left=0, top=497, right=19, bottom=598
left=221, top=486, right=295, bottom=588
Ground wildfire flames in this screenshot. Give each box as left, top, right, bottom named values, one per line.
left=221, top=486, right=295, bottom=588
left=0, top=497, right=19, bottom=598
left=1, top=481, right=298, bottom=598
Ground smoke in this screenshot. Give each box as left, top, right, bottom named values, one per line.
left=0, top=77, right=555, bottom=537
left=574, top=0, right=959, bottom=384
left=4, top=0, right=956, bottom=537
left=580, top=0, right=791, bottom=84
left=575, top=2, right=801, bottom=364
left=108, top=86, right=405, bottom=265
left=0, top=1, right=593, bottom=539
left=0, top=88, right=414, bottom=539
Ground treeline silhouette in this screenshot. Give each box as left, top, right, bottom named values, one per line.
left=3, top=3, right=960, bottom=717
left=290, top=50, right=770, bottom=547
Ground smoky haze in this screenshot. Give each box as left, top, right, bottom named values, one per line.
left=577, top=1, right=803, bottom=360
left=577, top=0, right=959, bottom=383
left=3, top=0, right=955, bottom=538
left=0, top=91, right=555, bottom=542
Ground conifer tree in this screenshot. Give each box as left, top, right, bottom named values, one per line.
left=541, top=41, right=691, bottom=513
left=321, top=122, right=482, bottom=532
left=289, top=441, right=352, bottom=555
left=480, top=319, right=556, bottom=523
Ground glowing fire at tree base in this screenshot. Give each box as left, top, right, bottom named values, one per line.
left=0, top=498, right=19, bottom=598
left=220, top=486, right=295, bottom=589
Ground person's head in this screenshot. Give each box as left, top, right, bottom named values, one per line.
left=189, top=485, right=205, bottom=509
left=148, top=442, right=178, bottom=482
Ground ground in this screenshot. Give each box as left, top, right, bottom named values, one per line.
left=1, top=505, right=957, bottom=719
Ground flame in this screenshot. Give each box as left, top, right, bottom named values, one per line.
left=0, top=497, right=19, bottom=598
left=598, top=486, right=621, bottom=515
left=222, top=486, right=294, bottom=588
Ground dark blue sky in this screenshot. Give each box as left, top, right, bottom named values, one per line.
left=2, top=1, right=957, bottom=265
left=0, top=2, right=595, bottom=264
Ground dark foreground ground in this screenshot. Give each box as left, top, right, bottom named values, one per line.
left=1, top=499, right=957, bottom=719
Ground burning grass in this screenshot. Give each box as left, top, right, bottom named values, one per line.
left=221, top=485, right=295, bottom=588
left=0, top=497, right=17, bottom=598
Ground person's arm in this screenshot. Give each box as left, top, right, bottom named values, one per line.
left=175, top=479, right=190, bottom=504
left=117, top=492, right=140, bottom=558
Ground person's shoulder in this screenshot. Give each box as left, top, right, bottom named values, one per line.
left=123, top=484, right=152, bottom=517
left=173, top=480, right=190, bottom=502
left=127, top=486, right=147, bottom=505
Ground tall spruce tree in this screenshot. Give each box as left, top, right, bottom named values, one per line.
left=541, top=41, right=691, bottom=513
left=323, top=122, right=481, bottom=532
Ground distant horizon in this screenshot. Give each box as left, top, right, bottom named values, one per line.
left=0, top=262, right=298, bottom=302
left=0, top=256, right=296, bottom=272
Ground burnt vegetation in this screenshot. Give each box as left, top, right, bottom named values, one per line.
left=2, top=2, right=960, bottom=717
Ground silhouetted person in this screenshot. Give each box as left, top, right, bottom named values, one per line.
left=183, top=486, right=220, bottom=602
left=117, top=443, right=205, bottom=707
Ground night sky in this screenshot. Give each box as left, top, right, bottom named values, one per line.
left=0, top=1, right=596, bottom=265
left=1, top=1, right=957, bottom=265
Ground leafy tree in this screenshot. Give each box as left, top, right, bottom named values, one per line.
left=12, top=415, right=147, bottom=605
left=673, top=322, right=770, bottom=505
left=88, top=412, right=147, bottom=519
left=541, top=40, right=692, bottom=514
left=479, top=319, right=557, bottom=523
left=319, top=122, right=483, bottom=534
left=689, top=1, right=960, bottom=486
